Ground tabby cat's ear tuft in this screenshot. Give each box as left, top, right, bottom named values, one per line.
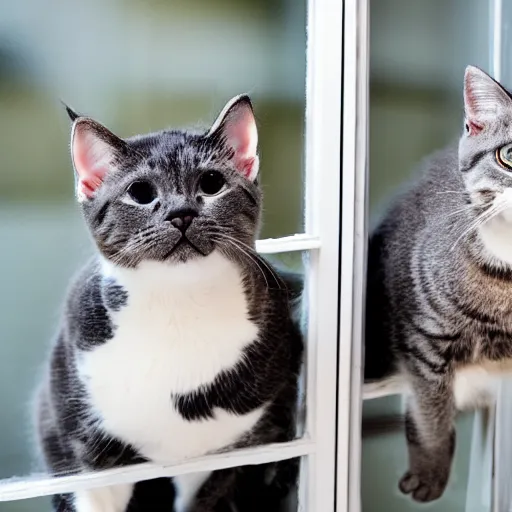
left=71, top=118, right=126, bottom=202
left=463, top=65, right=512, bottom=135
left=207, top=94, right=259, bottom=182
left=61, top=101, right=81, bottom=122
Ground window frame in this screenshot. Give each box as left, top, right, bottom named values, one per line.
left=0, top=0, right=345, bottom=509
left=336, top=0, right=368, bottom=511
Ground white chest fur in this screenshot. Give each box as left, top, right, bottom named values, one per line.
left=78, top=252, right=265, bottom=463
left=479, top=213, right=512, bottom=267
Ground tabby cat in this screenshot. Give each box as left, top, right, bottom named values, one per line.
left=365, top=65, right=512, bottom=502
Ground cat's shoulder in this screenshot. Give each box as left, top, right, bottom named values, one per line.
left=62, top=257, right=128, bottom=349
left=65, top=257, right=103, bottom=306
left=66, top=257, right=126, bottom=305
left=418, top=143, right=460, bottom=186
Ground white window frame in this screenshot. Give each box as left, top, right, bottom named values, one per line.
left=0, top=0, right=350, bottom=510
left=337, top=0, right=368, bottom=511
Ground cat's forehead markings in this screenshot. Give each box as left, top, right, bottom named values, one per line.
left=199, top=151, right=217, bottom=169
left=149, top=144, right=169, bottom=162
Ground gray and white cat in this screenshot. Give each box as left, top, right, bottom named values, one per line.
left=35, top=95, right=303, bottom=512
left=365, top=66, right=512, bottom=502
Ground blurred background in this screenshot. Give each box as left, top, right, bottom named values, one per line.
left=0, top=0, right=306, bottom=510
left=363, top=0, right=494, bottom=511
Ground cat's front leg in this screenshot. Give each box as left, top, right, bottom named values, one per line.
left=399, top=366, right=455, bottom=502
left=184, top=460, right=298, bottom=512
left=72, top=485, right=133, bottom=512
left=182, top=469, right=236, bottom=512
left=52, top=486, right=133, bottom=512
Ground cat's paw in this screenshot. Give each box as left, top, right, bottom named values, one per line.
left=399, top=470, right=447, bottom=503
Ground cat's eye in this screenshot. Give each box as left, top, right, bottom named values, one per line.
left=126, top=181, right=158, bottom=204
left=199, top=171, right=226, bottom=195
left=497, top=143, right=512, bottom=170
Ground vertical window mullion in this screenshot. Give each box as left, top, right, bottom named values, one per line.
left=491, top=0, right=503, bottom=82
left=336, top=0, right=369, bottom=511
left=302, top=0, right=343, bottom=510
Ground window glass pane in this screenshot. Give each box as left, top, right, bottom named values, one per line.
left=364, top=0, right=491, bottom=510
left=369, top=0, right=489, bottom=210
left=0, top=0, right=307, bottom=491
left=0, top=496, right=51, bottom=512
left=362, top=400, right=478, bottom=512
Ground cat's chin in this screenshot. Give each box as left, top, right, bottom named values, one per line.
left=161, top=237, right=214, bottom=264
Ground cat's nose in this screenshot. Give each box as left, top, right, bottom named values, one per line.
left=166, top=211, right=197, bottom=232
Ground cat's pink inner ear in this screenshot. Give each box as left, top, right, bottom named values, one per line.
left=464, top=75, right=486, bottom=135
left=212, top=97, right=259, bottom=181
left=466, top=119, right=484, bottom=136
left=72, top=122, right=112, bottom=200
left=226, top=107, right=258, bottom=179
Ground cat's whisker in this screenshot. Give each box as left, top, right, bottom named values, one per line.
left=450, top=201, right=506, bottom=251
left=215, top=232, right=284, bottom=290
left=450, top=211, right=490, bottom=251
left=213, top=235, right=273, bottom=289
left=110, top=231, right=165, bottom=265
left=446, top=204, right=477, bottom=218
left=214, top=236, right=270, bottom=290
left=219, top=236, right=283, bottom=290
left=93, top=435, right=116, bottom=465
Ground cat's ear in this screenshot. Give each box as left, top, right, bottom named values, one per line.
left=464, top=65, right=512, bottom=135
left=70, top=118, right=126, bottom=202
left=207, top=94, right=259, bottom=181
